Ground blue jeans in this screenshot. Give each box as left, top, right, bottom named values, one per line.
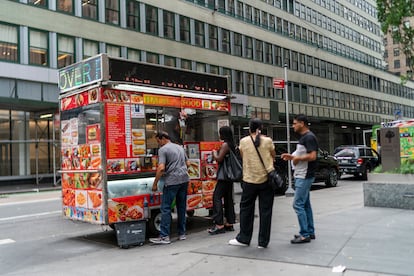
left=160, top=182, right=188, bottom=238
left=293, top=177, right=315, bottom=238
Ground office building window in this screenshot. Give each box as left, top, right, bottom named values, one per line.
left=257, top=75, right=264, bottom=97
left=126, top=0, right=140, bottom=31
left=283, top=48, right=290, bottom=67
left=127, top=48, right=140, bottom=61
left=313, top=58, right=319, bottom=76
left=233, top=33, right=242, bottom=57
left=29, top=30, right=49, bottom=66
left=164, top=55, right=176, bottom=67
left=319, top=60, right=326, bottom=78
left=236, top=1, right=243, bottom=19
left=255, top=39, right=263, bottom=62
left=146, top=52, right=159, bottom=64
left=107, top=44, right=120, bottom=57
left=196, top=62, right=206, bottom=72
left=57, top=35, right=74, bottom=69
left=220, top=28, right=230, bottom=54
left=291, top=51, right=298, bottom=70
left=228, top=0, right=235, bottom=15
left=306, top=55, right=313, bottom=74
left=275, top=46, right=282, bottom=66
left=146, top=5, right=158, bottom=35
left=106, top=0, right=119, bottom=25
left=82, top=0, right=98, bottom=20
left=163, top=11, right=175, bottom=40
left=83, top=40, right=98, bottom=59
left=180, top=15, right=190, bottom=43
left=28, top=0, right=47, bottom=7
left=299, top=53, right=306, bottom=72
left=209, top=65, right=219, bottom=74
left=235, top=70, right=243, bottom=93
left=208, top=25, right=218, bottom=50
left=193, top=20, right=204, bottom=47
left=0, top=24, right=18, bottom=63
left=244, top=36, right=253, bottom=59
left=57, top=0, right=73, bottom=14
left=181, top=58, right=191, bottom=70
left=266, top=77, right=275, bottom=98
left=264, top=42, right=272, bottom=64
left=246, top=73, right=254, bottom=95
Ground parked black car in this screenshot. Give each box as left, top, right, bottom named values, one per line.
left=333, top=145, right=380, bottom=180
left=273, top=142, right=339, bottom=192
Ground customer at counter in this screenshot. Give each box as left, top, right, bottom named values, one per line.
left=150, top=131, right=190, bottom=244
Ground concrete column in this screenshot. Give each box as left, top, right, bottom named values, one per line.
left=20, top=26, right=29, bottom=64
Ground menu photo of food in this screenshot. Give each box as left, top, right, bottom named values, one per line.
left=75, top=190, right=88, bottom=208
left=107, top=159, right=125, bottom=173
left=125, top=158, right=141, bottom=172
left=88, top=172, right=102, bottom=189
left=188, top=180, right=202, bottom=195
left=203, top=163, right=218, bottom=179
left=188, top=159, right=201, bottom=179
left=88, top=88, right=99, bottom=103
left=108, top=196, right=145, bottom=223
left=187, top=194, right=202, bottom=210
left=131, top=128, right=146, bottom=156
left=86, top=124, right=100, bottom=143
left=118, top=91, right=130, bottom=103
left=91, top=144, right=101, bottom=157
left=90, top=156, right=101, bottom=169
left=61, top=173, right=74, bottom=189
left=202, top=180, right=216, bottom=194
left=130, top=93, right=144, bottom=104
left=202, top=193, right=213, bottom=208
left=87, top=191, right=103, bottom=209
left=102, top=89, right=118, bottom=102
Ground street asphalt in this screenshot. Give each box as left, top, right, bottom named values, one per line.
left=1, top=179, right=413, bottom=276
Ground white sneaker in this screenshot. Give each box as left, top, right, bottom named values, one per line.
left=178, top=235, right=186, bottom=241
left=228, top=239, right=248, bottom=247
left=149, top=236, right=171, bottom=244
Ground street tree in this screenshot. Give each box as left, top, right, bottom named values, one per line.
left=377, top=0, right=414, bottom=81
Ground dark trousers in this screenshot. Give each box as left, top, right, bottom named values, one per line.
left=236, top=181, right=274, bottom=247
left=212, top=180, right=235, bottom=225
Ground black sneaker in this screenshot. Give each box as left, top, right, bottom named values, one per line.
left=294, top=234, right=315, bottom=240
left=290, top=236, right=311, bottom=244
left=208, top=226, right=225, bottom=235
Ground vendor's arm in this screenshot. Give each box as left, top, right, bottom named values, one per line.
left=152, top=163, right=165, bottom=192
left=212, top=143, right=230, bottom=163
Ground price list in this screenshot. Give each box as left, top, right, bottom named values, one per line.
left=105, top=103, right=127, bottom=158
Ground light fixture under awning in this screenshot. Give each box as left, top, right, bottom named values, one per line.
left=112, top=83, right=228, bottom=101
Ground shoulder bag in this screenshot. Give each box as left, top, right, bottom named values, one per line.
left=250, top=136, right=283, bottom=191
left=216, top=148, right=243, bottom=182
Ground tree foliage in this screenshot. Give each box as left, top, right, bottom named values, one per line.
left=377, top=0, right=414, bottom=79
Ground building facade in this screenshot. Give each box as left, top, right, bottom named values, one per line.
left=1, top=0, right=414, bottom=184
left=383, top=17, right=414, bottom=79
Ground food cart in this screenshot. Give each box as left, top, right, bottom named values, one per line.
left=58, top=54, right=230, bottom=246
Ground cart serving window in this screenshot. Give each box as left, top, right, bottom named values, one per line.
left=58, top=54, right=230, bottom=241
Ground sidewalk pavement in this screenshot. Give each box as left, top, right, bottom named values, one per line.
left=1, top=181, right=413, bottom=276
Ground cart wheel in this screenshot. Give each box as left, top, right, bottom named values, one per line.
left=186, top=210, right=195, bottom=217
left=147, top=209, right=162, bottom=235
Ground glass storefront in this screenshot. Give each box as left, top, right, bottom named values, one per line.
left=0, top=109, right=58, bottom=182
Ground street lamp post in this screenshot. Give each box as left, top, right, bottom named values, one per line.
left=284, top=63, right=295, bottom=197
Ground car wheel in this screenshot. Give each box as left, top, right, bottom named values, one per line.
left=325, top=168, right=338, bottom=187
left=147, top=209, right=162, bottom=236
left=360, top=166, right=370, bottom=181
